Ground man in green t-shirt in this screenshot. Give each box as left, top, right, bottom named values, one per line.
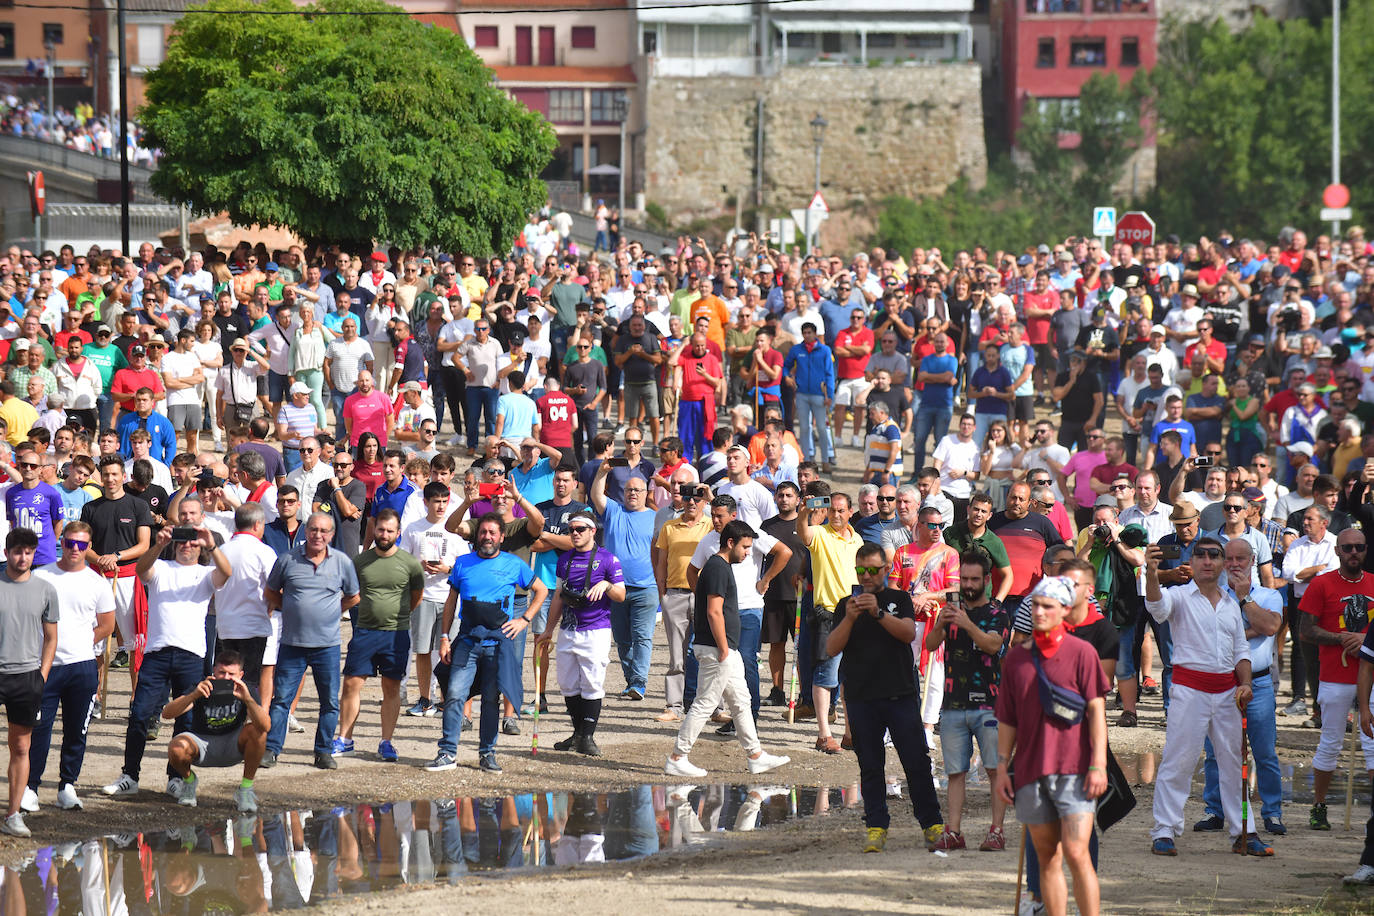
left=942, top=493, right=1014, bottom=603
left=82, top=326, right=129, bottom=432
left=335, top=509, right=423, bottom=762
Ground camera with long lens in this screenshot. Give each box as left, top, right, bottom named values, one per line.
left=560, top=588, right=590, bottom=608
left=1278, top=303, right=1302, bottom=331
left=1093, top=525, right=1113, bottom=542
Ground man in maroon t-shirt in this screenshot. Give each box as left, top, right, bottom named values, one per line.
left=994, top=575, right=1108, bottom=916
left=1088, top=436, right=1138, bottom=497
left=536, top=379, right=576, bottom=450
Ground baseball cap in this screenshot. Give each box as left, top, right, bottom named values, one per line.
left=1123, top=275, right=1140, bottom=288
left=1316, top=346, right=1334, bottom=359
left=757, top=263, right=774, bottom=273
left=1017, top=254, right=1033, bottom=266
left=264, top=262, right=279, bottom=272
left=1246, top=334, right=1266, bottom=347
left=96, top=325, right=111, bottom=335
left=289, top=382, right=310, bottom=396
left=230, top=338, right=249, bottom=350
left=130, top=344, right=146, bottom=357
left=1241, top=486, right=1265, bottom=502
left=1057, top=251, right=1074, bottom=262
left=1093, top=494, right=1118, bottom=509
left=1091, top=305, right=1108, bottom=321
left=1149, top=324, right=1167, bottom=336
left=401, top=381, right=423, bottom=393
left=1037, top=244, right=1051, bottom=255
left=1287, top=441, right=1314, bottom=457
left=12, top=339, right=29, bottom=351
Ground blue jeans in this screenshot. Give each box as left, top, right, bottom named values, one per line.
left=912, top=405, right=953, bottom=474
left=330, top=388, right=351, bottom=442
left=440, top=638, right=500, bottom=755
left=972, top=412, right=1007, bottom=449
left=96, top=391, right=114, bottom=433
left=611, top=585, right=658, bottom=694
left=282, top=445, right=302, bottom=473
left=464, top=386, right=499, bottom=450
left=794, top=393, right=834, bottom=463
left=1228, top=429, right=1264, bottom=471
left=1202, top=673, right=1282, bottom=822
left=268, top=644, right=341, bottom=757
left=739, top=608, right=763, bottom=720
left=122, top=647, right=203, bottom=780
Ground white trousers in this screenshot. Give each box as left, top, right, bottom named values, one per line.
left=111, top=576, right=137, bottom=652
left=1152, top=683, right=1253, bottom=840
left=674, top=646, right=761, bottom=757
left=1313, top=681, right=1374, bottom=771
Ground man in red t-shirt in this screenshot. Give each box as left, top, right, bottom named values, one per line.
left=675, top=333, right=723, bottom=462
left=109, top=344, right=166, bottom=419
left=1023, top=271, right=1059, bottom=397
left=1088, top=436, right=1137, bottom=496
left=832, top=308, right=874, bottom=447
left=1183, top=319, right=1227, bottom=375
left=1298, top=527, right=1374, bottom=830
left=536, top=379, right=576, bottom=449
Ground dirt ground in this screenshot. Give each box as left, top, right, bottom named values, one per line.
left=4, top=414, right=1374, bottom=914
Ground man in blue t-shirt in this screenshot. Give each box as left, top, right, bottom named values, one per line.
left=427, top=513, right=548, bottom=774
left=1148, top=394, right=1198, bottom=467
left=970, top=342, right=1014, bottom=447
left=5, top=446, right=65, bottom=565
left=510, top=439, right=562, bottom=508
left=914, top=332, right=958, bottom=476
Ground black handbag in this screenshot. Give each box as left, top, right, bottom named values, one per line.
left=1096, top=748, right=1136, bottom=831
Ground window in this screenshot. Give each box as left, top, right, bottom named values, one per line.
left=1121, top=36, right=1139, bottom=66
left=697, top=24, right=749, bottom=57
left=821, top=31, right=842, bottom=54
left=642, top=28, right=657, bottom=54
left=472, top=26, right=498, bottom=48
left=590, top=90, right=624, bottom=124
left=571, top=26, right=596, bottom=49
left=1034, top=96, right=1081, bottom=122
left=510, top=89, right=547, bottom=116
left=42, top=23, right=62, bottom=45
left=866, top=33, right=896, bottom=49
left=789, top=32, right=816, bottom=48
left=665, top=23, right=694, bottom=56
left=0, top=23, right=12, bottom=60
left=1068, top=37, right=1106, bottom=67
left=548, top=89, right=582, bottom=124
left=904, top=33, right=945, bottom=49
left=1036, top=37, right=1054, bottom=67
left=136, top=24, right=163, bottom=67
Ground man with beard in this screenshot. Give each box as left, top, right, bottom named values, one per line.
left=427, top=513, right=549, bottom=773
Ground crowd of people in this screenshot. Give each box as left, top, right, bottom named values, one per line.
left=1, top=225, right=1374, bottom=916
left=0, top=97, right=159, bottom=166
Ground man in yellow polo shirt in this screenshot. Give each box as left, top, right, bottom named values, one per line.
left=653, top=484, right=713, bottom=722
left=0, top=381, right=39, bottom=447
left=798, top=490, right=862, bottom=753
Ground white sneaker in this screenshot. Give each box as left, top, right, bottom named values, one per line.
left=1, top=813, right=29, bottom=838
left=234, top=785, right=258, bottom=815
left=166, top=776, right=185, bottom=799
left=288, top=715, right=305, bottom=733
left=851, top=434, right=864, bottom=449
left=20, top=787, right=38, bottom=813
left=56, top=784, right=82, bottom=810
left=1017, top=900, right=1046, bottom=916
left=446, top=434, right=463, bottom=447
left=886, top=781, right=903, bottom=798
left=747, top=751, right=790, bottom=774
left=178, top=775, right=198, bottom=807
left=1345, top=864, right=1374, bottom=885
left=102, top=774, right=138, bottom=797
left=665, top=755, right=708, bottom=778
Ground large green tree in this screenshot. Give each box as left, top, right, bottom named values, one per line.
left=141, top=0, right=555, bottom=252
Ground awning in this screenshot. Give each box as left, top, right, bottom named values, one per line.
left=773, top=19, right=969, bottom=33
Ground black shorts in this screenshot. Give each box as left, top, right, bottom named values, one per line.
left=1033, top=344, right=1054, bottom=373
left=0, top=670, right=44, bottom=728
left=1013, top=395, right=1036, bottom=422
left=762, top=598, right=799, bottom=644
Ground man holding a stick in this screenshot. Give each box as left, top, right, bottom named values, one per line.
left=1298, top=527, right=1374, bottom=831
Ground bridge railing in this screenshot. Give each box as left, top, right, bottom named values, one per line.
left=0, top=134, right=158, bottom=201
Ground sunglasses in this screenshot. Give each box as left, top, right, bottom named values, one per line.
left=1192, top=548, right=1223, bottom=559
left=1223, top=505, right=1245, bottom=512
left=1339, top=544, right=1368, bottom=553
left=625, top=438, right=643, bottom=445
left=855, top=566, right=884, bottom=576
left=1110, top=484, right=1130, bottom=491
left=923, top=522, right=942, bottom=531
left=569, top=525, right=595, bottom=534
left=63, top=538, right=90, bottom=551
left=17, top=461, right=38, bottom=470
left=877, top=495, right=896, bottom=502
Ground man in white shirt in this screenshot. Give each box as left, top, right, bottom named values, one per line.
left=1144, top=536, right=1254, bottom=856
left=714, top=444, right=778, bottom=529
left=1120, top=469, right=1173, bottom=543
left=26, top=522, right=114, bottom=813
left=162, top=328, right=206, bottom=454
left=400, top=483, right=468, bottom=718
left=284, top=437, right=332, bottom=523
left=214, top=503, right=280, bottom=703
left=103, top=523, right=231, bottom=800
left=1163, top=284, right=1204, bottom=359
left=174, top=252, right=213, bottom=309
left=932, top=413, right=980, bottom=520
left=1015, top=419, right=1072, bottom=502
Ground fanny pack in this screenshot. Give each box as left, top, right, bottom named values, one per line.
left=462, top=598, right=507, bottom=631
left=1031, top=647, right=1086, bottom=727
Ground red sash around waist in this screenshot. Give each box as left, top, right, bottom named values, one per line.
left=1173, top=665, right=1237, bottom=693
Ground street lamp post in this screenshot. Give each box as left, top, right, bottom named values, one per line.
left=806, top=113, right=827, bottom=255
left=614, top=91, right=628, bottom=212
left=1331, top=0, right=1341, bottom=239
left=44, top=38, right=55, bottom=126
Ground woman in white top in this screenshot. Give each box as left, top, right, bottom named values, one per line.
left=365, top=286, right=403, bottom=391
left=288, top=305, right=334, bottom=428
left=192, top=319, right=224, bottom=448
left=979, top=419, right=1021, bottom=511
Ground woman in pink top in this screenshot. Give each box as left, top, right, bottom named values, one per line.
left=341, top=369, right=394, bottom=447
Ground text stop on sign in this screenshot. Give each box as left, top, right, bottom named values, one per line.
left=1115, top=211, right=1155, bottom=247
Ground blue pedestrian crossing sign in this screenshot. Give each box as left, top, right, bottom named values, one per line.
left=1092, top=207, right=1117, bottom=238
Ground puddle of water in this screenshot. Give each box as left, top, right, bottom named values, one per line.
left=0, top=785, right=855, bottom=912
left=1116, top=752, right=1374, bottom=805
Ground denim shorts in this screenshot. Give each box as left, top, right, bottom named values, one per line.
left=1115, top=618, right=1137, bottom=680
left=939, top=707, right=1000, bottom=774
left=342, top=628, right=411, bottom=681
left=1014, top=773, right=1096, bottom=825
left=813, top=652, right=842, bottom=689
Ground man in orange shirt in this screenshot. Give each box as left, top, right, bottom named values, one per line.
left=689, top=275, right=730, bottom=353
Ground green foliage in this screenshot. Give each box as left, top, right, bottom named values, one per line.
left=141, top=0, right=556, bottom=252
left=1148, top=7, right=1374, bottom=238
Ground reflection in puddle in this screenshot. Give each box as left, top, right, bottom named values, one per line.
left=0, top=785, right=855, bottom=913
left=1115, top=752, right=1373, bottom=805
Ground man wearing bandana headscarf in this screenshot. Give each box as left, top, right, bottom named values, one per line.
left=994, top=575, right=1109, bottom=916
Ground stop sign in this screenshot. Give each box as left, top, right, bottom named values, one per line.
left=1115, top=211, right=1155, bottom=247
left=1324, top=183, right=1351, bottom=209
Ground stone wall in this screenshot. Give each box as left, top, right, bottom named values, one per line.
left=643, top=64, right=987, bottom=222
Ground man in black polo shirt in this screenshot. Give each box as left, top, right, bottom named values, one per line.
left=762, top=482, right=807, bottom=707
left=81, top=455, right=154, bottom=682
